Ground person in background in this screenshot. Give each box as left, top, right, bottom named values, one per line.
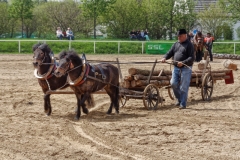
left=204, top=33, right=214, bottom=61
left=129, top=29, right=137, bottom=40
left=193, top=31, right=205, bottom=62
left=188, top=31, right=194, bottom=42
left=140, top=30, right=145, bottom=40
left=144, top=29, right=150, bottom=41
left=66, top=27, right=74, bottom=40
left=56, top=27, right=64, bottom=40
left=160, top=29, right=194, bottom=109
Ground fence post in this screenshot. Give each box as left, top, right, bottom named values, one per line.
left=234, top=42, right=236, bottom=55
left=142, top=42, right=144, bottom=54
left=69, top=40, right=71, bottom=50
left=118, top=42, right=120, bottom=54
left=94, top=41, right=96, bottom=54
left=18, top=41, right=20, bottom=53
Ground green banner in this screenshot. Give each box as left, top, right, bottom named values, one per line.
left=146, top=42, right=173, bottom=54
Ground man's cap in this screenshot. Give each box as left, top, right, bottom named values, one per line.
left=177, top=29, right=187, bottom=36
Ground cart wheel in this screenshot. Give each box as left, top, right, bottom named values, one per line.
left=158, top=88, right=164, bottom=107
left=204, top=50, right=209, bottom=60
left=119, top=95, right=127, bottom=107
left=201, top=73, right=214, bottom=101
left=143, top=84, right=159, bottom=110
left=167, top=86, right=175, bottom=100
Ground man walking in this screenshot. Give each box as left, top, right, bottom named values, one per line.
left=160, top=29, right=194, bottom=109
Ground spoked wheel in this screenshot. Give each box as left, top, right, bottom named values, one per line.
left=201, top=73, right=214, bottom=101
left=167, top=86, right=175, bottom=100
left=119, top=95, right=127, bottom=107
left=204, top=50, right=209, bottom=60
left=143, top=84, right=160, bottom=110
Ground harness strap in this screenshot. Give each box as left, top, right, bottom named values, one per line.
left=74, top=64, right=90, bottom=86
left=95, top=65, right=106, bottom=80
left=68, top=63, right=86, bottom=86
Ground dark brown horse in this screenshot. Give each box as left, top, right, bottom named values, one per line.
left=32, top=43, right=94, bottom=118
left=193, top=31, right=206, bottom=62
left=54, top=50, right=120, bottom=120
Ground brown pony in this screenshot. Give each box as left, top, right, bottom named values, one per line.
left=32, top=43, right=94, bottom=118
left=54, top=50, right=120, bottom=120
left=193, top=31, right=205, bottom=62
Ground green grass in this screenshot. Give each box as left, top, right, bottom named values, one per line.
left=0, top=39, right=240, bottom=54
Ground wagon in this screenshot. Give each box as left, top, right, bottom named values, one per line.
left=117, top=56, right=234, bottom=110
left=45, top=56, right=234, bottom=111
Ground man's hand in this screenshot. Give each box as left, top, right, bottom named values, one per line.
left=160, top=58, right=166, bottom=63
left=177, top=62, right=183, bottom=67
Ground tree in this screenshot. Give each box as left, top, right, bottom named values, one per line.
left=0, top=2, right=9, bottom=36
left=39, top=1, right=83, bottom=38
left=236, top=26, right=240, bottom=39
left=197, top=2, right=231, bottom=38
left=8, top=0, right=34, bottom=38
left=219, top=0, right=240, bottom=22
left=82, top=0, right=116, bottom=39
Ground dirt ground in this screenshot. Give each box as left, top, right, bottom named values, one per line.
left=1, top=54, right=240, bottom=160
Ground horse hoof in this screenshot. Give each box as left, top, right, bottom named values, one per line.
left=106, top=111, right=112, bottom=114
left=45, top=110, right=51, bottom=116
left=83, top=108, right=89, bottom=114
left=74, top=116, right=80, bottom=120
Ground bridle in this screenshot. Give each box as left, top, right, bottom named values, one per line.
left=33, top=48, right=55, bottom=79
left=57, top=58, right=87, bottom=86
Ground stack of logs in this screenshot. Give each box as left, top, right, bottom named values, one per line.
left=121, top=68, right=232, bottom=89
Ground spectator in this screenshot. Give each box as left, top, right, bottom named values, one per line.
left=136, top=29, right=142, bottom=40
left=144, top=29, right=150, bottom=41
left=160, top=29, right=194, bottom=109
left=188, top=31, right=194, bottom=42
left=204, top=33, right=214, bottom=61
left=129, top=29, right=137, bottom=40
left=56, top=27, right=64, bottom=40
left=140, top=30, right=145, bottom=40
left=66, top=27, right=74, bottom=40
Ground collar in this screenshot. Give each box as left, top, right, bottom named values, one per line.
left=34, top=56, right=55, bottom=80
left=68, top=62, right=90, bottom=86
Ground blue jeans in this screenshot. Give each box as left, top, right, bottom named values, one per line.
left=170, top=66, right=192, bottom=107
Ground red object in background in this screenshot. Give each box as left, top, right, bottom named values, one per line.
left=225, top=70, right=234, bottom=84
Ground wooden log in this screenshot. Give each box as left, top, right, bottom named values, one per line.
left=124, top=75, right=134, bottom=81
left=194, top=69, right=231, bottom=74
left=123, top=80, right=131, bottom=88
left=128, top=68, right=172, bottom=76
left=131, top=80, right=170, bottom=87
left=133, top=74, right=172, bottom=81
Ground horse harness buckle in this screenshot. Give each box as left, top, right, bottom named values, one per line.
left=92, top=65, right=106, bottom=81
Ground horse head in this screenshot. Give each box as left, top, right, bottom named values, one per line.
left=32, top=43, right=52, bottom=68
left=54, top=50, right=83, bottom=78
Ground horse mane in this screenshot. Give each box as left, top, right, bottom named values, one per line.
left=32, top=43, right=51, bottom=54
left=59, top=50, right=82, bottom=65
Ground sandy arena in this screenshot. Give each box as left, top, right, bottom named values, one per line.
left=0, top=54, right=240, bottom=160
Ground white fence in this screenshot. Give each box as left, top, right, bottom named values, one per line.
left=0, top=40, right=240, bottom=54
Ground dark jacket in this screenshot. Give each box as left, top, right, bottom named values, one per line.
left=163, top=39, right=194, bottom=67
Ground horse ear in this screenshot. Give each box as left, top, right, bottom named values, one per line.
left=70, top=62, right=74, bottom=69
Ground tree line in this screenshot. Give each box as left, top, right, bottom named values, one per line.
left=0, top=0, right=238, bottom=40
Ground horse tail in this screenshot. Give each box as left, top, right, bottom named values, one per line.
left=86, top=94, right=95, bottom=108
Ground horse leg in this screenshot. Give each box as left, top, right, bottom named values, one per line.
left=44, top=94, right=52, bottom=116
left=113, top=85, right=120, bottom=114
left=75, top=93, right=89, bottom=120
left=81, top=95, right=89, bottom=114
left=106, top=85, right=119, bottom=114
